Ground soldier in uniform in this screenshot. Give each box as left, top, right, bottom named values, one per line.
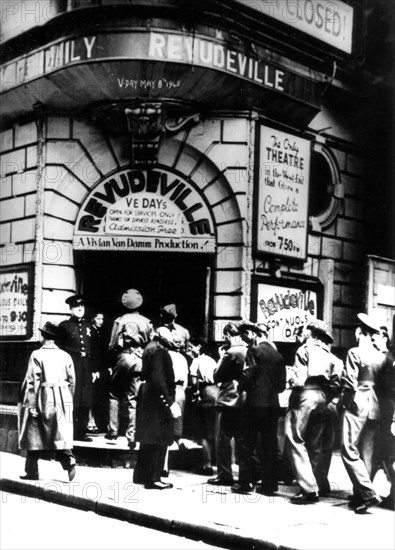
left=285, top=320, right=342, bottom=504
left=339, top=313, right=388, bottom=513
left=57, top=295, right=97, bottom=442
left=159, top=304, right=190, bottom=353
left=109, top=289, right=153, bottom=350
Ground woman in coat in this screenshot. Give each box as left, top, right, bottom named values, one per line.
left=18, top=322, right=76, bottom=481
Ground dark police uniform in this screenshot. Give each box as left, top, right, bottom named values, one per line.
left=57, top=296, right=94, bottom=441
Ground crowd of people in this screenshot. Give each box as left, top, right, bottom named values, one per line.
left=17, top=288, right=395, bottom=514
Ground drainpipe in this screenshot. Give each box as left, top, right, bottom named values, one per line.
left=32, top=103, right=46, bottom=339
left=242, top=112, right=256, bottom=319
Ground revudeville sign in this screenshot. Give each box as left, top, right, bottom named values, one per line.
left=0, top=266, right=32, bottom=339
left=255, top=125, right=311, bottom=260
left=74, top=167, right=216, bottom=253
left=0, top=30, right=317, bottom=108
left=257, top=282, right=318, bottom=342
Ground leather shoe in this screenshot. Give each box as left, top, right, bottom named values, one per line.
left=354, top=496, right=382, bottom=514
left=231, top=483, right=254, bottom=494
left=207, top=476, right=234, bottom=486
left=20, top=474, right=39, bottom=480
left=68, top=464, right=76, bottom=482
left=290, top=492, right=319, bottom=504
left=144, top=481, right=173, bottom=490
left=161, top=469, right=169, bottom=478
left=104, top=433, right=118, bottom=440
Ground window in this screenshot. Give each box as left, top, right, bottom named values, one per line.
left=309, top=142, right=343, bottom=230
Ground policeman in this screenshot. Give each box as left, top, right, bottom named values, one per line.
left=57, top=295, right=96, bottom=442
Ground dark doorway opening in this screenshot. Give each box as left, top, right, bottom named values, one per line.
left=75, top=251, right=213, bottom=339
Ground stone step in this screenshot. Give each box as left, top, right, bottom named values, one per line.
left=73, top=434, right=203, bottom=469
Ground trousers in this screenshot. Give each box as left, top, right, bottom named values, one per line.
left=285, top=387, right=329, bottom=494
left=25, top=449, right=75, bottom=476
left=215, top=407, right=243, bottom=480
left=133, top=443, right=167, bottom=485
left=238, top=407, right=280, bottom=489
left=341, top=407, right=378, bottom=502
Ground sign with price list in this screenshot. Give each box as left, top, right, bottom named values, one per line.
left=0, top=265, right=33, bottom=339
left=255, top=126, right=311, bottom=260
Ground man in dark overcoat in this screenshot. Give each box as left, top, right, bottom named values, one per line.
left=234, top=322, right=287, bottom=495
left=57, top=295, right=97, bottom=442
left=133, top=333, right=181, bottom=489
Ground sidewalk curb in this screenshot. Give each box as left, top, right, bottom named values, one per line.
left=0, top=477, right=294, bottom=550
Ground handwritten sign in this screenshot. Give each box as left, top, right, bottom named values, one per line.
left=257, top=283, right=318, bottom=342
left=256, top=126, right=310, bottom=259
left=74, top=167, right=216, bottom=253
left=0, top=267, right=31, bottom=339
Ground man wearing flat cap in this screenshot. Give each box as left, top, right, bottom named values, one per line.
left=285, top=319, right=343, bottom=504
left=109, top=289, right=153, bottom=350
left=339, top=312, right=387, bottom=513
left=57, top=294, right=96, bottom=442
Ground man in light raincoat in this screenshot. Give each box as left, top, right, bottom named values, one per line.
left=18, top=322, right=76, bottom=481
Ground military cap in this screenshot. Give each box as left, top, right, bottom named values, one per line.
left=65, top=294, right=85, bottom=307
left=121, top=289, right=143, bottom=310
left=356, top=313, right=380, bottom=334
left=160, top=304, right=177, bottom=319
left=39, top=321, right=59, bottom=338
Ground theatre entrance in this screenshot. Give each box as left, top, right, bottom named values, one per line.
left=75, top=250, right=213, bottom=339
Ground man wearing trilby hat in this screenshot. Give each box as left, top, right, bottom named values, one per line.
left=339, top=312, right=388, bottom=514
left=18, top=322, right=76, bottom=481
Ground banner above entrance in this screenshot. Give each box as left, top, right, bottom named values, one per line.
left=74, top=167, right=216, bottom=253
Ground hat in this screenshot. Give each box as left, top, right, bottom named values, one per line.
left=356, top=313, right=380, bottom=334
left=121, top=289, right=143, bottom=310
left=238, top=320, right=265, bottom=335
left=306, top=319, right=333, bottom=344
left=160, top=304, right=177, bottom=320
left=39, top=321, right=58, bottom=338
left=122, top=332, right=144, bottom=347
left=65, top=294, right=85, bottom=307
left=156, top=326, right=176, bottom=349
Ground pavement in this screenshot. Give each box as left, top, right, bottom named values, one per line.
left=0, top=448, right=394, bottom=550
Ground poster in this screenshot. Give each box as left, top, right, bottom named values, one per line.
left=256, top=126, right=311, bottom=259
left=256, top=282, right=318, bottom=342
left=0, top=266, right=32, bottom=338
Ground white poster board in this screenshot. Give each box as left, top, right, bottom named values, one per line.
left=256, top=126, right=311, bottom=259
